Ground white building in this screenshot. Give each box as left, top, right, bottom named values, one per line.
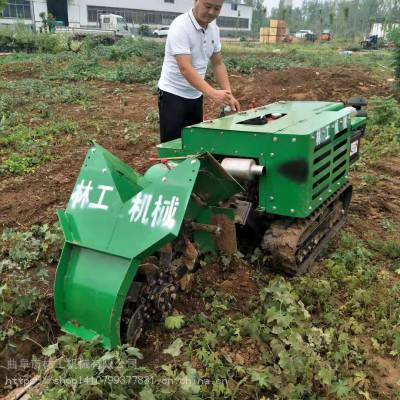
left=0, top=0, right=253, bottom=33
left=370, top=22, right=399, bottom=39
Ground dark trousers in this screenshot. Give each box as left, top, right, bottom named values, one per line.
left=158, top=88, right=203, bottom=143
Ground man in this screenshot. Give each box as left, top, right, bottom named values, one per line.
left=157, top=0, right=240, bottom=143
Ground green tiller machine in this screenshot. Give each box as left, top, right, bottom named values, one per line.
left=54, top=99, right=367, bottom=348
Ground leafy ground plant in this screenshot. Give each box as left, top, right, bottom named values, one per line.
left=0, top=224, right=62, bottom=345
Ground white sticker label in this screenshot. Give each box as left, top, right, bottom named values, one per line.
left=350, top=140, right=359, bottom=156
left=315, top=126, right=330, bottom=146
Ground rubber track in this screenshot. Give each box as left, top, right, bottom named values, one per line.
left=262, top=184, right=352, bottom=275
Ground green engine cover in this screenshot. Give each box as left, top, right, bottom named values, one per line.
left=157, top=101, right=367, bottom=218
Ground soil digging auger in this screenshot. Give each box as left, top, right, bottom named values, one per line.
left=55, top=99, right=367, bottom=349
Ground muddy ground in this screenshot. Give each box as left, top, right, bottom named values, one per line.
left=1, top=64, right=399, bottom=398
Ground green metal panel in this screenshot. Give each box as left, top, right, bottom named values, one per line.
left=158, top=139, right=187, bottom=159
left=54, top=244, right=138, bottom=349
left=184, top=101, right=343, bottom=136
left=157, top=138, right=185, bottom=154
left=59, top=144, right=201, bottom=258
left=350, top=116, right=367, bottom=130
left=157, top=101, right=366, bottom=218
left=55, top=143, right=202, bottom=348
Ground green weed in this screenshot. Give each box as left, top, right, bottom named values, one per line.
left=380, top=218, right=397, bottom=233
left=360, top=96, right=400, bottom=164
left=224, top=55, right=295, bottom=74
left=49, top=54, right=105, bottom=81
left=0, top=224, right=62, bottom=342
left=0, top=80, right=91, bottom=110
left=0, top=26, right=69, bottom=53
left=361, top=173, right=379, bottom=187
left=37, top=102, right=52, bottom=119
left=0, top=120, right=77, bottom=148
left=145, top=107, right=159, bottom=131
left=368, top=96, right=399, bottom=125
left=113, top=62, right=161, bottom=84
left=123, top=121, right=142, bottom=143
left=98, top=37, right=164, bottom=61
left=383, top=241, right=400, bottom=259
left=30, top=336, right=148, bottom=400
left=1, top=153, right=50, bottom=174
left=0, top=120, right=77, bottom=175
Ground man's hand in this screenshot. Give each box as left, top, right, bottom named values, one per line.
left=229, top=96, right=241, bottom=112
left=208, top=88, right=233, bottom=105
left=175, top=54, right=241, bottom=112
left=208, top=89, right=241, bottom=112
left=210, top=53, right=240, bottom=112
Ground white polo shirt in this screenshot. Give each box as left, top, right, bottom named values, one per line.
left=158, top=9, right=222, bottom=99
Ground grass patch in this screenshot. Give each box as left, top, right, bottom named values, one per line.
left=0, top=120, right=78, bottom=175
left=0, top=38, right=393, bottom=86
left=358, top=96, right=400, bottom=165
left=223, top=42, right=393, bottom=72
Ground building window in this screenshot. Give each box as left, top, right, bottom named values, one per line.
left=217, top=16, right=249, bottom=29
left=87, top=6, right=180, bottom=26
left=164, top=0, right=174, bottom=3
left=1, top=0, right=31, bottom=19
left=231, top=3, right=238, bottom=11
left=87, top=6, right=249, bottom=30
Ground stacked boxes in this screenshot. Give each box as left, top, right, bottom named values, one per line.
left=260, top=20, right=289, bottom=44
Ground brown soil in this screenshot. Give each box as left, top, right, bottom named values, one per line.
left=139, top=257, right=259, bottom=367
left=0, top=61, right=41, bottom=80
left=0, top=66, right=391, bottom=231
left=371, top=355, right=400, bottom=396
left=357, top=336, right=400, bottom=397
left=230, top=67, right=390, bottom=108
left=348, top=157, right=400, bottom=241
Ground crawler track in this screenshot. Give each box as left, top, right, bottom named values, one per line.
left=262, top=184, right=353, bottom=274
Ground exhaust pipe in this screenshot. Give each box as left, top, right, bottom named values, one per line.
left=221, top=158, right=264, bottom=180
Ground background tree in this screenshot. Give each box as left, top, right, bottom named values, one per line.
left=253, top=0, right=400, bottom=40
left=388, top=27, right=400, bottom=93
left=0, top=0, right=8, bottom=16
left=251, top=0, right=267, bottom=36
left=267, top=0, right=391, bottom=39
left=39, top=11, right=48, bottom=32
left=329, top=12, right=334, bottom=29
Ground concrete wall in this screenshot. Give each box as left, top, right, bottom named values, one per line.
left=67, top=0, right=81, bottom=27
left=370, top=22, right=399, bottom=38
left=32, top=0, right=48, bottom=26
